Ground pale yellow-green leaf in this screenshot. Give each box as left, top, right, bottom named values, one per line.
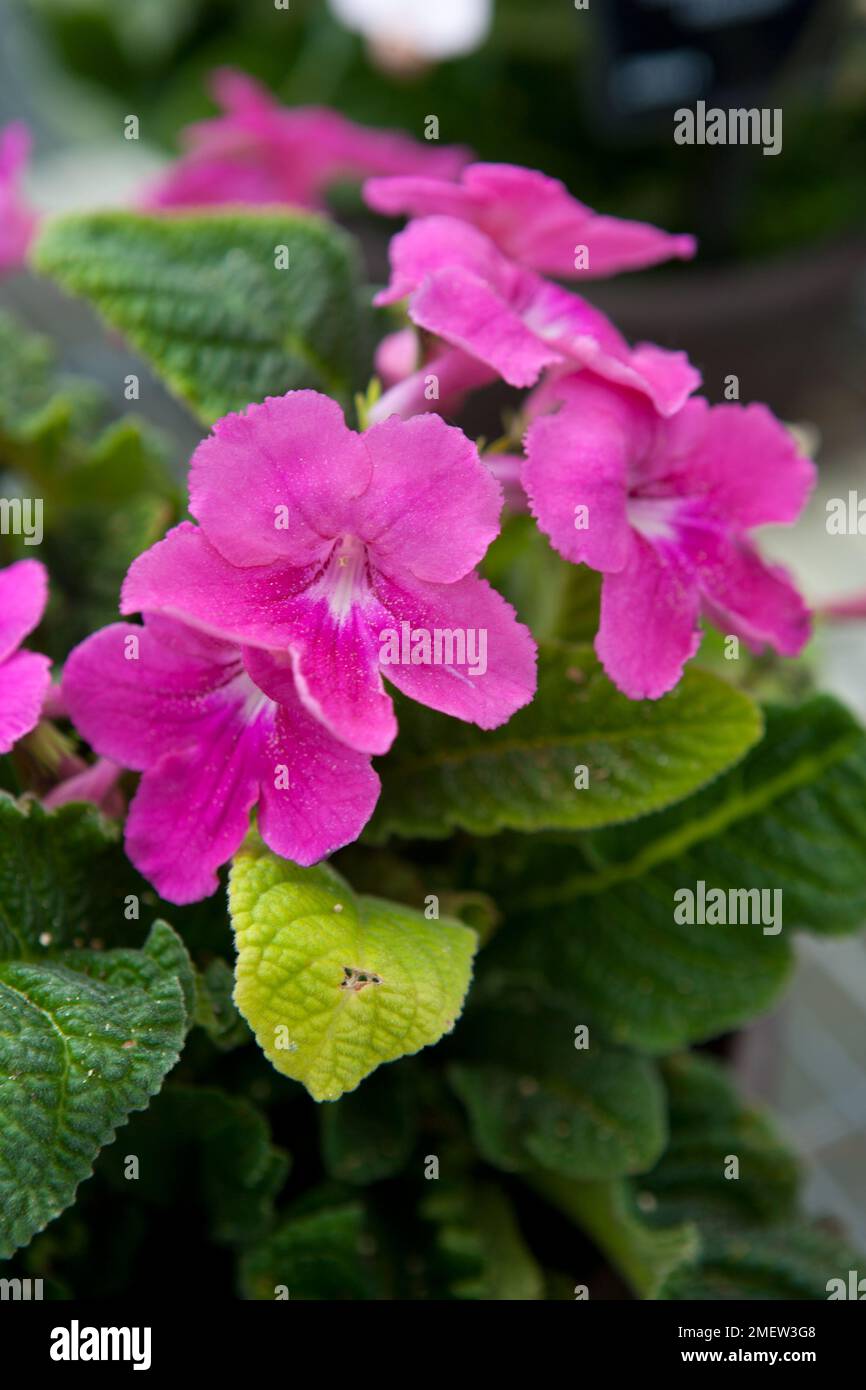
left=229, top=838, right=477, bottom=1101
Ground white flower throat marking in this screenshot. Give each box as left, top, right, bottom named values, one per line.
left=311, top=535, right=371, bottom=622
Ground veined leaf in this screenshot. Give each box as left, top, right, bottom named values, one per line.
left=32, top=210, right=368, bottom=422
left=479, top=698, right=866, bottom=1053
left=0, top=921, right=188, bottom=1258
left=368, top=641, right=762, bottom=842
left=321, top=1061, right=418, bottom=1184
left=645, top=1056, right=863, bottom=1300
left=449, top=1003, right=666, bottom=1181
left=229, top=835, right=477, bottom=1101
left=239, top=1201, right=378, bottom=1300
left=423, top=1179, right=544, bottom=1300
left=99, top=1084, right=288, bottom=1246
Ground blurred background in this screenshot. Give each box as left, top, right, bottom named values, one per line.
left=1, top=0, right=865, bottom=1243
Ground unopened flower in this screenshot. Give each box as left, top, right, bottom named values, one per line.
left=375, top=216, right=699, bottom=416
left=141, top=68, right=469, bottom=213
left=43, top=755, right=125, bottom=818
left=366, top=161, right=695, bottom=278
left=370, top=341, right=497, bottom=423
left=122, top=391, right=536, bottom=755
left=62, top=614, right=380, bottom=903
left=0, top=124, right=38, bottom=272
left=523, top=375, right=814, bottom=699
left=0, top=559, right=51, bottom=752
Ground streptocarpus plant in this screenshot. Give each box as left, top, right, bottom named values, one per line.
left=0, top=75, right=863, bottom=1301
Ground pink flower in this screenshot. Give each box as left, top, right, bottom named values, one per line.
left=0, top=559, right=51, bottom=752
left=374, top=326, right=420, bottom=388
left=141, top=68, right=470, bottom=213
left=375, top=216, right=699, bottom=417
left=482, top=453, right=527, bottom=513
left=0, top=124, right=38, bottom=272
left=365, top=162, right=696, bottom=279
left=523, top=375, right=815, bottom=700
left=122, top=391, right=537, bottom=757
left=62, top=614, right=380, bottom=904
left=43, top=756, right=125, bottom=818
left=370, top=342, right=497, bottom=423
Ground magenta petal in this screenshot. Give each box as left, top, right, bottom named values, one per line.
left=142, top=69, right=469, bottom=213
left=365, top=173, right=479, bottom=222
left=0, top=558, right=48, bottom=662
left=375, top=215, right=520, bottom=306
left=561, top=214, right=695, bottom=279
left=523, top=281, right=701, bottom=417
left=365, top=163, right=696, bottom=279
left=374, top=569, right=537, bottom=729
left=65, top=612, right=380, bottom=902
left=0, top=123, right=38, bottom=272
left=0, top=650, right=51, bottom=753
left=189, top=392, right=371, bottom=569
left=358, top=412, right=502, bottom=583
left=369, top=347, right=497, bottom=423
left=681, top=525, right=811, bottom=656
left=410, top=265, right=562, bottom=388
left=246, top=596, right=397, bottom=756
left=374, top=327, right=419, bottom=386
left=654, top=400, right=816, bottom=528
left=62, top=619, right=249, bottom=770
left=124, top=704, right=264, bottom=904
left=255, top=682, right=381, bottom=868
left=43, top=758, right=124, bottom=816
left=596, top=534, right=702, bottom=700
left=523, top=376, right=651, bottom=572
left=122, top=524, right=309, bottom=650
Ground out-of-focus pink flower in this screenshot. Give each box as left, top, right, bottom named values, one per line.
left=0, top=559, right=51, bottom=752
left=62, top=614, right=381, bottom=904
left=523, top=375, right=815, bottom=699
left=366, top=162, right=696, bottom=279
left=374, top=327, right=419, bottom=388
left=122, top=391, right=536, bottom=758
left=0, top=124, right=39, bottom=272
left=370, top=343, right=497, bottom=422
left=141, top=69, right=470, bottom=213
left=375, top=216, right=699, bottom=417
left=43, top=755, right=125, bottom=818
left=482, top=453, right=527, bottom=513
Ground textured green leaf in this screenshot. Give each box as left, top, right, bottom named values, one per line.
left=239, top=1201, right=378, bottom=1300
left=368, top=641, right=762, bottom=842
left=0, top=795, right=131, bottom=958
left=481, top=875, right=789, bottom=1056
left=99, top=1084, right=288, bottom=1245
left=321, top=1061, right=418, bottom=1184
left=423, top=1180, right=544, bottom=1300
left=643, top=1055, right=863, bottom=1300
left=529, top=1056, right=812, bottom=1300
left=33, top=211, right=368, bottom=422
left=0, top=309, right=102, bottom=468
left=660, top=1221, right=865, bottom=1300
left=479, top=699, right=866, bottom=1053
left=193, top=957, right=250, bottom=1051
left=521, top=697, right=866, bottom=924
left=229, top=835, right=477, bottom=1101
left=0, top=920, right=188, bottom=1257
left=639, top=1053, right=798, bottom=1225
left=449, top=1004, right=666, bottom=1180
